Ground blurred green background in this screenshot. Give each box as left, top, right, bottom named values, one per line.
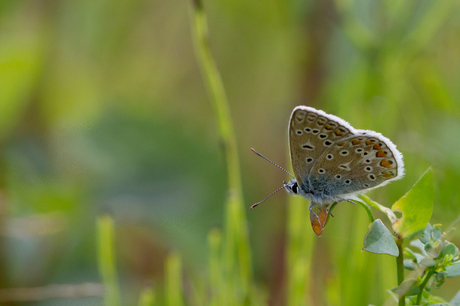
left=1, top=0, right=460, bottom=305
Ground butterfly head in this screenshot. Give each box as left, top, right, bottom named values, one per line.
left=283, top=179, right=299, bottom=195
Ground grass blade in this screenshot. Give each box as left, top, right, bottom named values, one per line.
left=97, top=214, right=121, bottom=306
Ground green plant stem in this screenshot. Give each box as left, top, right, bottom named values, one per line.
left=416, top=270, right=434, bottom=305
left=396, top=237, right=405, bottom=306
left=359, top=194, right=398, bottom=224
left=97, top=215, right=121, bottom=306
left=138, top=285, right=155, bottom=306
left=165, top=253, right=184, bottom=306
left=189, top=0, right=253, bottom=297
left=356, top=200, right=375, bottom=225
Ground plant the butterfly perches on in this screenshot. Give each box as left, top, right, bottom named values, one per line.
left=251, top=106, right=405, bottom=236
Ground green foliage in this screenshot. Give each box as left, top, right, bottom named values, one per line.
left=397, top=223, right=460, bottom=305
left=357, top=168, right=460, bottom=305
left=392, top=168, right=434, bottom=239
left=363, top=219, right=399, bottom=257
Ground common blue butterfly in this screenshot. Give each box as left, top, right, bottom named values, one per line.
left=252, top=106, right=404, bottom=235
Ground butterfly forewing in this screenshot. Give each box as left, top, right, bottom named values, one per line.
left=289, top=107, right=352, bottom=190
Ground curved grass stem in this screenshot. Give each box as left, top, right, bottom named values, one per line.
left=189, top=0, right=253, bottom=298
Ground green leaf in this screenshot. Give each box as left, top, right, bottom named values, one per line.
left=442, top=242, right=458, bottom=258
left=362, top=219, right=399, bottom=257
left=391, top=278, right=419, bottom=296
left=425, top=241, right=443, bottom=258
left=420, top=257, right=437, bottom=267
left=420, top=224, right=432, bottom=244
left=450, top=289, right=460, bottom=305
left=435, top=271, right=447, bottom=288
left=391, top=168, right=434, bottom=238
left=431, top=224, right=442, bottom=241
left=446, top=263, right=460, bottom=278
left=405, top=247, right=425, bottom=263
left=403, top=259, right=417, bottom=270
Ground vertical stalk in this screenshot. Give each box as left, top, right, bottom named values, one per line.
left=138, top=285, right=155, bottom=306
left=396, top=237, right=405, bottom=306
left=97, top=215, right=121, bottom=306
left=209, top=229, right=224, bottom=306
left=188, top=0, right=253, bottom=299
left=165, top=253, right=184, bottom=306
left=416, top=270, right=434, bottom=305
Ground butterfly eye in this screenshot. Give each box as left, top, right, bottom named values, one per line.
left=296, top=130, right=303, bottom=135
left=340, top=150, right=349, bottom=156
left=364, top=183, right=370, bottom=187
left=304, top=127, right=312, bottom=133
left=312, top=129, right=320, bottom=134
left=319, top=134, right=327, bottom=139
left=364, top=159, right=371, bottom=164
left=335, top=174, right=341, bottom=180
left=326, top=154, right=333, bottom=160
left=292, top=184, right=298, bottom=194
left=318, top=168, right=326, bottom=174
left=306, top=157, right=314, bottom=163
left=355, top=148, right=363, bottom=153
left=344, top=179, right=351, bottom=185
left=324, top=140, right=332, bottom=146
left=368, top=174, right=376, bottom=181
left=364, top=166, right=373, bottom=172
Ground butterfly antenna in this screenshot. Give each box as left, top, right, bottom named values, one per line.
left=250, top=185, right=286, bottom=210
left=250, top=148, right=295, bottom=179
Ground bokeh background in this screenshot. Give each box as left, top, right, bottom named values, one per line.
left=1, top=0, right=460, bottom=305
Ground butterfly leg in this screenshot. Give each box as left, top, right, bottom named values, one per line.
left=339, top=198, right=358, bottom=205
left=321, top=203, right=334, bottom=217
left=308, top=204, right=321, bottom=224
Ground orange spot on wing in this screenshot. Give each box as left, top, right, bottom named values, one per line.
left=380, top=160, right=392, bottom=168
left=376, top=150, right=387, bottom=157
left=352, top=140, right=362, bottom=145
left=373, top=144, right=382, bottom=150
left=382, top=171, right=393, bottom=178
left=337, top=142, right=345, bottom=146
left=325, top=125, right=334, bottom=130
left=335, top=130, right=344, bottom=136
left=365, top=140, right=374, bottom=145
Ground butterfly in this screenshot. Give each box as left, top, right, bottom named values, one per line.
left=251, top=106, right=404, bottom=235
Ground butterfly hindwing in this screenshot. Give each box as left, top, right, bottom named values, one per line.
left=309, top=133, right=403, bottom=197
